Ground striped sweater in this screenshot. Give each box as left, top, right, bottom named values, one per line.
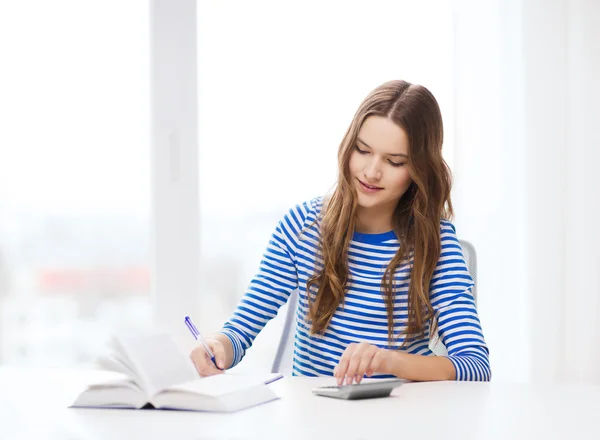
left=220, top=197, right=491, bottom=381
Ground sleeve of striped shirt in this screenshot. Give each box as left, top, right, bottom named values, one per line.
left=218, top=201, right=311, bottom=368
left=429, top=221, right=491, bottom=381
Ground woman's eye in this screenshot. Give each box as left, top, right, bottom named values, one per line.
left=389, top=161, right=405, bottom=167
left=354, top=145, right=368, bottom=154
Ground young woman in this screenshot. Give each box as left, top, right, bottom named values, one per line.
left=190, top=80, right=490, bottom=384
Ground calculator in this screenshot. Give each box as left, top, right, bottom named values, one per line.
left=312, top=379, right=403, bottom=400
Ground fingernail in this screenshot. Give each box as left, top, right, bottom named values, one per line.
left=218, top=360, right=224, bottom=369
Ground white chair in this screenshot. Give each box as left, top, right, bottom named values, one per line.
left=271, top=240, right=477, bottom=374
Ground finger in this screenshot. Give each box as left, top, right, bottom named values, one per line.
left=345, top=343, right=375, bottom=385
left=210, top=341, right=227, bottom=369
left=336, top=356, right=350, bottom=386
left=355, top=351, right=376, bottom=384
left=335, top=345, right=356, bottom=385
left=199, top=350, right=224, bottom=376
left=189, top=346, right=205, bottom=371
left=190, top=347, right=223, bottom=377
left=199, top=363, right=224, bottom=377
left=189, top=347, right=209, bottom=374
left=345, top=350, right=367, bottom=385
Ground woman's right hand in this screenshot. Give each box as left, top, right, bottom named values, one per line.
left=189, top=338, right=227, bottom=376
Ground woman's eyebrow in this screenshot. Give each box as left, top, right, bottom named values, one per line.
left=356, top=137, right=408, bottom=158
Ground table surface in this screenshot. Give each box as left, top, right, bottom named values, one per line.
left=1, top=366, right=600, bottom=440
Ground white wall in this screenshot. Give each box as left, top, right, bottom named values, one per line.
left=561, top=0, right=600, bottom=383
left=453, top=0, right=529, bottom=382
left=454, top=0, right=600, bottom=383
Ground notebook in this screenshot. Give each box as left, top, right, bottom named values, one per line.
left=70, top=332, right=282, bottom=412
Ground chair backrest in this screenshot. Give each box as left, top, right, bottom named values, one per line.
left=271, top=239, right=478, bottom=374
left=461, top=239, right=477, bottom=305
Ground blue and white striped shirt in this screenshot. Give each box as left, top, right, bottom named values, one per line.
left=220, top=197, right=491, bottom=381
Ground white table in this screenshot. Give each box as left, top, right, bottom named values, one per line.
left=1, top=366, right=599, bottom=440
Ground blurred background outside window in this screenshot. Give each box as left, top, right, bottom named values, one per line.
left=0, top=1, right=152, bottom=365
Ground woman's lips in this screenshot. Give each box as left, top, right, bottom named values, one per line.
left=358, top=179, right=383, bottom=193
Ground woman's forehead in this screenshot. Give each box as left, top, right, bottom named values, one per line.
left=358, top=116, right=409, bottom=156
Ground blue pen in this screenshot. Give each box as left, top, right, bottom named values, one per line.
left=184, top=316, right=223, bottom=370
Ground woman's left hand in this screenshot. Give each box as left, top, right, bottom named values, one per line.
left=333, top=342, right=394, bottom=385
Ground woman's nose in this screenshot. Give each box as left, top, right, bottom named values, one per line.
left=364, top=160, right=382, bottom=180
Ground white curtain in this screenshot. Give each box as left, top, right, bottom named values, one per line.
left=453, top=0, right=600, bottom=383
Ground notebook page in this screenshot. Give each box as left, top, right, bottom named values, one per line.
left=114, top=333, right=199, bottom=396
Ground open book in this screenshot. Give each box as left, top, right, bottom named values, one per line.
left=71, top=332, right=282, bottom=412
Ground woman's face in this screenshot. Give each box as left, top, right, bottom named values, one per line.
left=348, top=115, right=413, bottom=214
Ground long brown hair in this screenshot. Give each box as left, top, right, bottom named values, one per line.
left=306, top=80, right=453, bottom=347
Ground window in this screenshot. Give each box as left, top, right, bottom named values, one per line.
left=0, top=2, right=151, bottom=365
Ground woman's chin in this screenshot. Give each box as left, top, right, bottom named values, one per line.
left=356, top=194, right=382, bottom=209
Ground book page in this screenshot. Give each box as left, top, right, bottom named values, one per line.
left=165, top=373, right=283, bottom=397
left=114, top=332, right=199, bottom=396
left=96, top=353, right=137, bottom=379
